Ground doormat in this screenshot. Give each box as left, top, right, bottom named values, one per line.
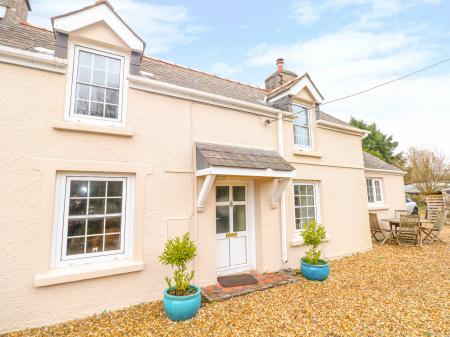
left=217, top=273, right=258, bottom=288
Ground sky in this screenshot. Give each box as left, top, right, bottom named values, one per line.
left=28, top=0, right=450, bottom=156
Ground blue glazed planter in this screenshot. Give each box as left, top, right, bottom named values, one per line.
left=301, top=259, right=330, bottom=281
left=163, top=285, right=201, bottom=321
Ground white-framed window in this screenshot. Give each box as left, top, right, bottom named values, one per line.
left=366, top=178, right=383, bottom=206
left=53, top=173, right=134, bottom=267
left=293, top=104, right=312, bottom=148
left=69, top=45, right=125, bottom=125
left=294, top=182, right=319, bottom=231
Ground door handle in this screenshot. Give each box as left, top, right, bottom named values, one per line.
left=226, top=232, right=237, bottom=238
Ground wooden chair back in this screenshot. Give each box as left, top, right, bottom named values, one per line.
left=399, top=214, right=420, bottom=234
left=369, top=212, right=380, bottom=230
left=426, top=194, right=444, bottom=221
left=433, top=210, right=448, bottom=230
left=395, top=209, right=409, bottom=219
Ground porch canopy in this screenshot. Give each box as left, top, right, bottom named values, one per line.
left=195, top=142, right=295, bottom=209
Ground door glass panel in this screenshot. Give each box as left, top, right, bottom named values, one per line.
left=232, top=186, right=245, bottom=201
left=233, top=205, right=246, bottom=232
left=216, top=206, right=230, bottom=234
left=216, top=186, right=229, bottom=202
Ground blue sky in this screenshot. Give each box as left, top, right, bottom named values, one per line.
left=29, top=0, right=450, bottom=155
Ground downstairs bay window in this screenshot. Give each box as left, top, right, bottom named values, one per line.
left=53, top=174, right=134, bottom=267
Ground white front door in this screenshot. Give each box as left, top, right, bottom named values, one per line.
left=216, top=185, right=251, bottom=273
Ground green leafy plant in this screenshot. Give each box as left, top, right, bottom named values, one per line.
left=300, top=220, right=326, bottom=265
left=159, top=233, right=197, bottom=296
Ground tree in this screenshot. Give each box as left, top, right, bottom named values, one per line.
left=406, top=146, right=449, bottom=195
left=350, top=117, right=403, bottom=165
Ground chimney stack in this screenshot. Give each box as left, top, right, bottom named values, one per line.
left=0, top=0, right=31, bottom=23
left=265, top=58, right=298, bottom=91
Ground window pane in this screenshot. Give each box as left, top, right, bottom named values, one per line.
left=90, top=86, right=105, bottom=102
left=216, top=206, right=229, bottom=234
left=300, top=185, right=307, bottom=195
left=105, top=234, right=120, bottom=251
left=70, top=181, right=88, bottom=197
left=76, top=83, right=90, bottom=100
left=106, top=198, right=122, bottom=214
left=69, top=199, right=87, bottom=216
left=105, top=89, right=119, bottom=104
left=92, top=70, right=106, bottom=86
left=216, top=186, right=229, bottom=202
left=107, top=73, right=120, bottom=88
left=78, top=51, right=92, bottom=67
left=75, top=100, right=89, bottom=115
left=90, top=181, right=106, bottom=197
left=77, top=66, right=91, bottom=83
left=93, top=54, right=107, bottom=70
left=105, top=216, right=121, bottom=233
left=233, top=205, right=246, bottom=232
left=108, top=58, right=120, bottom=73
left=87, top=217, right=104, bottom=235
left=90, top=102, right=104, bottom=117
left=107, top=181, right=123, bottom=197
left=67, top=237, right=85, bottom=255
left=88, top=198, right=105, bottom=215
left=105, top=105, right=118, bottom=119
left=87, top=235, right=104, bottom=253
left=68, top=219, right=86, bottom=237
left=232, top=186, right=245, bottom=201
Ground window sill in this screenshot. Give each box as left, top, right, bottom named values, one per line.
left=293, top=149, right=322, bottom=158
left=52, top=121, right=135, bottom=137
left=34, top=260, right=144, bottom=287
left=368, top=205, right=389, bottom=211
left=290, top=234, right=331, bottom=247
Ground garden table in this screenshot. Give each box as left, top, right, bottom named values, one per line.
left=381, top=218, right=427, bottom=245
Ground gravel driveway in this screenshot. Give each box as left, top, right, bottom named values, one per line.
left=6, top=228, right=449, bottom=337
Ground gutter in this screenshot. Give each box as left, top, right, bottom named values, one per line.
left=0, top=45, right=66, bottom=73
left=316, top=119, right=368, bottom=138
left=364, top=168, right=406, bottom=175
left=128, top=74, right=290, bottom=118
left=278, top=111, right=288, bottom=263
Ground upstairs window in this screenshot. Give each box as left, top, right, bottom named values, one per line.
left=70, top=46, right=124, bottom=124
left=293, top=104, right=311, bottom=148
left=366, top=178, right=383, bottom=206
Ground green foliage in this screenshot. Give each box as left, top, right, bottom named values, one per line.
left=349, top=117, right=403, bottom=166
left=300, top=220, right=326, bottom=265
left=159, top=233, right=197, bottom=296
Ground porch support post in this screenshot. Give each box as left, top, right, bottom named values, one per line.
left=197, top=174, right=216, bottom=211
left=271, top=178, right=291, bottom=208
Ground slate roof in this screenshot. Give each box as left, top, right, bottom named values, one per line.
left=318, top=111, right=349, bottom=126
left=0, top=18, right=345, bottom=125
left=196, top=142, right=295, bottom=171
left=363, top=151, right=403, bottom=172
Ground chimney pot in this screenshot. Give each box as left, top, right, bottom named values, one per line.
left=276, top=58, right=284, bottom=73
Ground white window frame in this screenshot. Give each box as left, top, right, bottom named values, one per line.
left=366, top=178, right=384, bottom=207
left=293, top=182, right=320, bottom=232
left=292, top=103, right=313, bottom=150
left=66, top=45, right=127, bottom=127
left=52, top=173, right=134, bottom=268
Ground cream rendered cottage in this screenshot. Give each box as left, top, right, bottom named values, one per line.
left=0, top=0, right=406, bottom=332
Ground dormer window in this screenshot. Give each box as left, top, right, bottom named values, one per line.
left=69, top=46, right=124, bottom=125
left=293, top=104, right=311, bottom=148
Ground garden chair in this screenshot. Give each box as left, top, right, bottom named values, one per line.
left=421, top=210, right=448, bottom=243
left=369, top=212, right=392, bottom=244
left=397, top=214, right=420, bottom=245
left=395, top=209, right=410, bottom=219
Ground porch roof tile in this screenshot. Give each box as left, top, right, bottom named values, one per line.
left=196, top=142, right=295, bottom=171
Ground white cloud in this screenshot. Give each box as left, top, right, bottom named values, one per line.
left=246, top=3, right=450, bottom=155
left=208, top=62, right=241, bottom=77
left=27, top=0, right=208, bottom=54
left=292, top=0, right=320, bottom=25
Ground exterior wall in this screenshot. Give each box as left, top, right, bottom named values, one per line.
left=365, top=171, right=406, bottom=220
left=0, top=22, right=401, bottom=332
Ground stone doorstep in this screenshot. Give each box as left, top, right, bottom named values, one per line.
left=202, top=269, right=299, bottom=303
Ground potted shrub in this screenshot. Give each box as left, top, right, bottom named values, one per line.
left=159, top=233, right=201, bottom=321
left=300, top=220, right=330, bottom=281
